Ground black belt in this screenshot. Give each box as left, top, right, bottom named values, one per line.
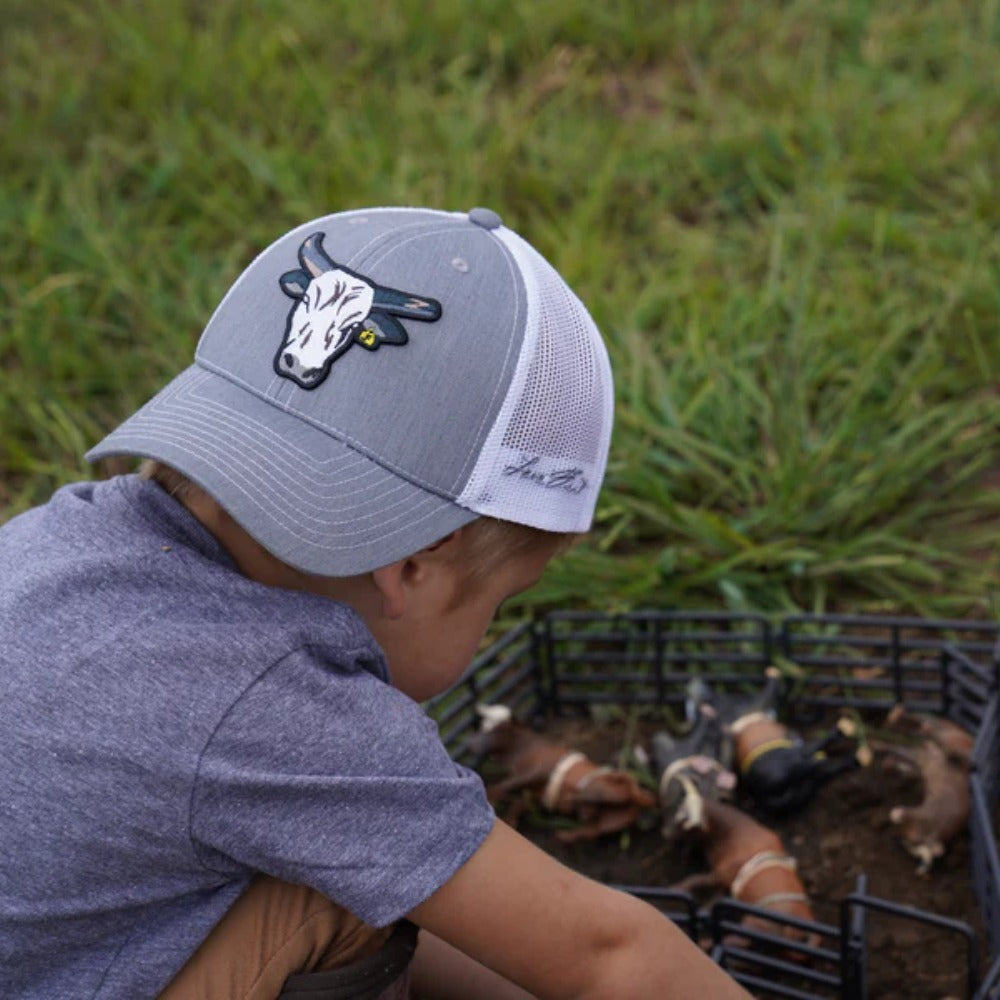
left=278, top=920, right=418, bottom=1000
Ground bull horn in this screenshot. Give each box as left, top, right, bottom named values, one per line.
left=298, top=232, right=336, bottom=279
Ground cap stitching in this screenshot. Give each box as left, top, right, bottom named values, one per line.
left=150, top=377, right=426, bottom=502
left=106, top=421, right=452, bottom=547
left=194, top=358, right=463, bottom=502
left=137, top=408, right=393, bottom=502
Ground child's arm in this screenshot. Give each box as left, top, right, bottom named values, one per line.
left=408, top=818, right=752, bottom=1000
left=411, top=931, right=536, bottom=999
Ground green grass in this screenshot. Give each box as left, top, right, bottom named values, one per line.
left=2, top=0, right=997, bottom=621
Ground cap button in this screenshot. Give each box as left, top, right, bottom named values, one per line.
left=468, top=206, right=503, bottom=230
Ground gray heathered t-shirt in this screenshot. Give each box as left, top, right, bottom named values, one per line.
left=0, top=476, right=494, bottom=998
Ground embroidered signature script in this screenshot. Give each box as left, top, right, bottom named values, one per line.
left=502, top=456, right=588, bottom=494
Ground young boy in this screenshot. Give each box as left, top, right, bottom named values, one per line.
left=0, top=206, right=751, bottom=999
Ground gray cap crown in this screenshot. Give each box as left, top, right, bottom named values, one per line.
left=87, top=207, right=613, bottom=575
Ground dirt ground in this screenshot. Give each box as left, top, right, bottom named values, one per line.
left=478, top=714, right=992, bottom=1000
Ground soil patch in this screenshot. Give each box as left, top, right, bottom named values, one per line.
left=478, top=715, right=990, bottom=1000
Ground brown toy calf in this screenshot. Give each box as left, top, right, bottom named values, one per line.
left=471, top=704, right=656, bottom=843
left=880, top=705, right=973, bottom=874
left=672, top=797, right=820, bottom=948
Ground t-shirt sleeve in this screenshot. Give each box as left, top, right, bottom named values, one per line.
left=188, top=645, right=495, bottom=927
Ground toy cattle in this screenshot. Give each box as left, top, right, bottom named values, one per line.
left=651, top=700, right=737, bottom=842
left=690, top=667, right=860, bottom=813
left=470, top=704, right=656, bottom=843
left=670, top=797, right=821, bottom=948
left=878, top=705, right=974, bottom=874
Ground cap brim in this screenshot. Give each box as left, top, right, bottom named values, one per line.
left=85, top=365, right=478, bottom=575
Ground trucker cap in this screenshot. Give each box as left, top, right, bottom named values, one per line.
left=86, top=206, right=614, bottom=575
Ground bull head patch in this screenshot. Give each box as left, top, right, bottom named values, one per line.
left=274, top=232, right=442, bottom=389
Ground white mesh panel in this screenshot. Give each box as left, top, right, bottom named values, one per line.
left=456, top=228, right=614, bottom=532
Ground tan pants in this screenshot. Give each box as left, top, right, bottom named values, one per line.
left=158, top=877, right=413, bottom=1000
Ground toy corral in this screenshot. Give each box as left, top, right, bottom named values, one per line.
left=427, top=611, right=1000, bottom=999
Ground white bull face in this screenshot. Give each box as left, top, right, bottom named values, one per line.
left=277, top=269, right=375, bottom=388
left=274, top=231, right=442, bottom=390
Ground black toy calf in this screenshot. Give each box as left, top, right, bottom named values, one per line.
left=691, top=667, right=860, bottom=815
left=736, top=727, right=858, bottom=814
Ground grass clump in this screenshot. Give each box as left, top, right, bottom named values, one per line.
left=1, top=0, right=997, bottom=621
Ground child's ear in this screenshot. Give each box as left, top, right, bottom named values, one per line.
left=370, top=560, right=408, bottom=619
left=400, top=528, right=467, bottom=581
left=369, top=528, right=466, bottom=618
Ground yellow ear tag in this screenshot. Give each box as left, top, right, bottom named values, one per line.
left=359, top=328, right=376, bottom=348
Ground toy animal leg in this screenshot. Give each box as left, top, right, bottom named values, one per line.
left=814, top=753, right=857, bottom=781
left=553, top=805, right=639, bottom=843
left=485, top=763, right=556, bottom=801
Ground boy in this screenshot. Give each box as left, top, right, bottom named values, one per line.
left=0, top=206, right=751, bottom=999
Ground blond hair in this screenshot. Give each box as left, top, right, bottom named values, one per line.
left=139, top=460, right=574, bottom=581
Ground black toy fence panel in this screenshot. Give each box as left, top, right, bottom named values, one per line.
left=971, top=689, right=1000, bottom=961
left=979, top=955, right=1000, bottom=999
left=432, top=613, right=999, bottom=756
left=540, top=610, right=772, bottom=714
left=977, top=628, right=1000, bottom=1000
left=941, top=644, right=1000, bottom=740
left=776, top=617, right=1000, bottom=724
left=707, top=899, right=842, bottom=1000
left=614, top=883, right=844, bottom=1000
left=535, top=611, right=999, bottom=720
left=839, top=892, right=982, bottom=999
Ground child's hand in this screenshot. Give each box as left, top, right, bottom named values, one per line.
left=407, top=818, right=753, bottom=1000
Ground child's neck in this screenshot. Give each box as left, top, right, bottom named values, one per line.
left=181, top=491, right=295, bottom=588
